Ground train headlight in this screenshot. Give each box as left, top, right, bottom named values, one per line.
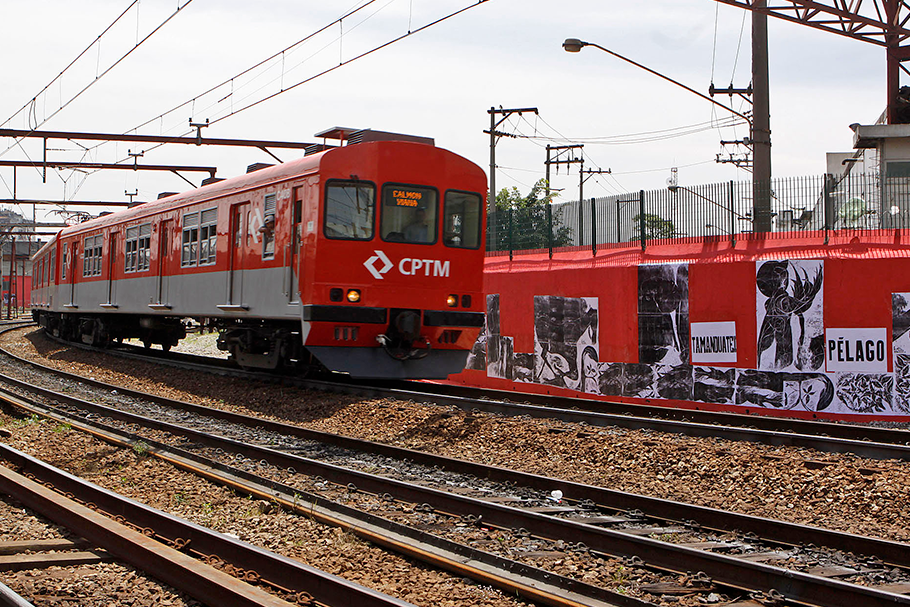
left=447, top=294, right=458, bottom=308
left=346, top=289, right=361, bottom=303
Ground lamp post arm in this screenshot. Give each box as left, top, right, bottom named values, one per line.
left=580, top=41, right=751, bottom=123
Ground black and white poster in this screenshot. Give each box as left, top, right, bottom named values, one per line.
left=622, top=363, right=656, bottom=398
left=485, top=294, right=506, bottom=378
left=464, top=309, right=489, bottom=372
left=756, top=259, right=824, bottom=372
left=596, top=362, right=657, bottom=399
left=892, top=293, right=910, bottom=412
left=597, top=362, right=624, bottom=396
left=693, top=367, right=736, bottom=405
left=834, top=373, right=893, bottom=413
left=735, top=369, right=783, bottom=408
left=782, top=373, right=835, bottom=411
left=656, top=364, right=693, bottom=400
left=533, top=296, right=599, bottom=391
left=639, top=264, right=689, bottom=366
left=825, top=328, right=888, bottom=373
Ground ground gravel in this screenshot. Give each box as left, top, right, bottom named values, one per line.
left=0, top=413, right=525, bottom=607
left=4, top=326, right=910, bottom=547
left=0, top=471, right=201, bottom=606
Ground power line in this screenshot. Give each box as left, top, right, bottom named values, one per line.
left=207, top=1, right=490, bottom=127
left=0, top=1, right=140, bottom=130
left=92, top=1, right=490, bottom=168
left=125, top=0, right=386, bottom=139
left=0, top=1, right=194, bottom=158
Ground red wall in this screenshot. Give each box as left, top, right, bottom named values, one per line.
left=448, top=232, right=910, bottom=421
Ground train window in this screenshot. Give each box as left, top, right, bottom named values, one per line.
left=61, top=243, right=67, bottom=280
left=181, top=213, right=199, bottom=267
left=138, top=224, right=152, bottom=270
left=82, top=235, right=103, bottom=277
left=443, top=191, right=482, bottom=249
left=49, top=249, right=55, bottom=284
left=200, top=209, right=217, bottom=265
left=262, top=195, right=276, bottom=259
left=380, top=184, right=437, bottom=244
left=324, top=181, right=375, bottom=240
left=125, top=227, right=138, bottom=272
left=181, top=210, right=216, bottom=266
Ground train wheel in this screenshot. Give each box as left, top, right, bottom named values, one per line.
left=162, top=342, right=172, bottom=352
left=142, top=340, right=152, bottom=349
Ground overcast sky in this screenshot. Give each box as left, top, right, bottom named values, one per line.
left=0, top=0, right=888, bottom=224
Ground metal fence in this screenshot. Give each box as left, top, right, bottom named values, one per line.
left=486, top=173, right=908, bottom=254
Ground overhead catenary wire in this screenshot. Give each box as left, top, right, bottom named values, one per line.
left=0, top=0, right=140, bottom=130
left=0, top=1, right=194, bottom=160
left=17, top=1, right=486, bottom=207
left=206, top=1, right=490, bottom=127
left=125, top=0, right=387, bottom=139
left=88, top=0, right=489, bottom=170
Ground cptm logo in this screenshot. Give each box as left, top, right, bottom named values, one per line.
left=364, top=250, right=450, bottom=280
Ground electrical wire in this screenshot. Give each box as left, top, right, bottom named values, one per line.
left=207, top=1, right=489, bottom=127
left=731, top=9, right=748, bottom=85
left=88, top=0, right=488, bottom=168
left=126, top=0, right=386, bottom=138
left=511, top=115, right=746, bottom=145
left=0, top=0, right=193, bottom=159
left=0, top=0, right=140, bottom=130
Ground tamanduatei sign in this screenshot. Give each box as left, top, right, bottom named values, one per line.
left=690, top=321, right=737, bottom=364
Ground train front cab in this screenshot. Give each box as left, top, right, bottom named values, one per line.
left=301, top=142, right=487, bottom=379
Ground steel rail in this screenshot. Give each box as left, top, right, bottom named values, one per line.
left=2, top=332, right=909, bottom=565
left=0, top=379, right=904, bottom=607
left=0, top=443, right=415, bottom=607
left=408, top=380, right=910, bottom=446
left=0, top=458, right=296, bottom=607
left=12, top=330, right=910, bottom=462
left=0, top=394, right=643, bottom=607
left=0, top=579, right=35, bottom=607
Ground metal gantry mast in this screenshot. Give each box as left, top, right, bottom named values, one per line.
left=711, top=0, right=910, bottom=124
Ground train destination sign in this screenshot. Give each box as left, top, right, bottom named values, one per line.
left=825, top=328, right=887, bottom=373
left=387, top=188, right=425, bottom=207
left=690, top=321, right=737, bottom=364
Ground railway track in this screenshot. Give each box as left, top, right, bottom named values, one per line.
left=0, top=337, right=907, bottom=606
left=20, top=325, right=910, bottom=463
left=0, top=445, right=412, bottom=607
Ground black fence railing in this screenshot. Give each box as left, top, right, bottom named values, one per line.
left=486, top=173, right=904, bottom=254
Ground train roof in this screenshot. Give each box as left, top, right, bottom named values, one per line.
left=31, top=138, right=482, bottom=260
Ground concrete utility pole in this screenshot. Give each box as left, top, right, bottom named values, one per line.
left=544, top=144, right=583, bottom=256
left=486, top=107, right=538, bottom=247
left=544, top=144, right=584, bottom=198
left=751, top=0, right=773, bottom=233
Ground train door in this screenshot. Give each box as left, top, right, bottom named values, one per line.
left=288, top=189, right=302, bottom=304
left=228, top=202, right=249, bottom=307
left=154, top=219, right=172, bottom=307
left=104, top=232, right=117, bottom=307
left=65, top=242, right=78, bottom=308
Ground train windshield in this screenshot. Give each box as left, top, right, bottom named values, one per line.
left=324, top=181, right=375, bottom=240
left=380, top=184, right=438, bottom=244
left=443, top=191, right=482, bottom=248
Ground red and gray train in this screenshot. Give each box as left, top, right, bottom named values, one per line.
left=30, top=130, right=487, bottom=378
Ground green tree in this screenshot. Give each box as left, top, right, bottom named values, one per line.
left=488, top=178, right=574, bottom=251
left=632, top=213, right=677, bottom=241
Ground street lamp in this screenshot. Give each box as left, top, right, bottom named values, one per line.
left=562, top=39, right=750, bottom=123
